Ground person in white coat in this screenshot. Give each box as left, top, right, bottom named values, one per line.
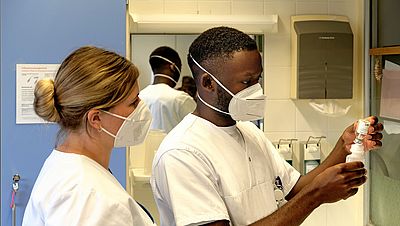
left=140, top=46, right=196, bottom=133
left=23, top=46, right=155, bottom=226
left=150, top=27, right=384, bottom=226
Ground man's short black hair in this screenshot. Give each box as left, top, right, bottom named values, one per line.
left=188, top=26, right=258, bottom=77
left=149, top=46, right=181, bottom=72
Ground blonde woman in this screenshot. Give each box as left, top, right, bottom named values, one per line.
left=22, top=46, right=154, bottom=226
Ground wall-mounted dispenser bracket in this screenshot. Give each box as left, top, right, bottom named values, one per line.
left=303, top=136, right=326, bottom=174
left=275, top=138, right=298, bottom=165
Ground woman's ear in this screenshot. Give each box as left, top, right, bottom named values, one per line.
left=87, top=109, right=102, bottom=132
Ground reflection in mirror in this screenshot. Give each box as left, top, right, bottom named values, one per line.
left=132, top=34, right=198, bottom=90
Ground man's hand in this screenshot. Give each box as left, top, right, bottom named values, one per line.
left=342, top=116, right=384, bottom=152
left=310, top=161, right=367, bottom=204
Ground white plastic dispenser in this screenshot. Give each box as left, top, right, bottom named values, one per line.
left=275, top=139, right=298, bottom=166
left=303, top=136, right=326, bottom=174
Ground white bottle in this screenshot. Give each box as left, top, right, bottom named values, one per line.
left=346, top=119, right=370, bottom=163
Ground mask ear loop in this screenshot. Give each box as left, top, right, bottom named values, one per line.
left=189, top=53, right=235, bottom=97
left=150, top=55, right=181, bottom=76
left=153, top=74, right=177, bottom=85
left=196, top=93, right=230, bottom=116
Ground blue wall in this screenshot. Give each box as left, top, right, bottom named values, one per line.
left=1, top=1, right=127, bottom=225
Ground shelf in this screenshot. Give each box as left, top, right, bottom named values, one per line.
left=129, top=13, right=278, bottom=34
left=130, top=168, right=150, bottom=182
left=369, top=46, right=400, bottom=56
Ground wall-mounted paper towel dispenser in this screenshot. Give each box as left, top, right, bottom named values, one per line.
left=291, top=15, right=353, bottom=99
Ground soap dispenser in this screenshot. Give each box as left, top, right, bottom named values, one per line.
left=303, top=136, right=326, bottom=174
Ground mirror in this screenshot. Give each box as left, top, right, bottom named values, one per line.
left=132, top=34, right=199, bottom=90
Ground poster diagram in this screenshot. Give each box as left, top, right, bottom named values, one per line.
left=16, top=64, right=60, bottom=124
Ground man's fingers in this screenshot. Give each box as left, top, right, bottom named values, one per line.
left=347, top=176, right=367, bottom=188
left=339, top=161, right=365, bottom=172
left=366, top=133, right=383, bottom=140
left=343, top=168, right=367, bottom=180
left=368, top=122, right=384, bottom=133
left=365, top=140, right=382, bottom=150
left=344, top=188, right=359, bottom=200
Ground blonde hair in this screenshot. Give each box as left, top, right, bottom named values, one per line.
left=34, top=46, right=139, bottom=133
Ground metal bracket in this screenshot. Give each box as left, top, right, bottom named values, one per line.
left=305, top=136, right=326, bottom=149
left=12, top=174, right=20, bottom=192
left=277, top=138, right=298, bottom=149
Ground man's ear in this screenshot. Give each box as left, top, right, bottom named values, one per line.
left=169, top=64, right=180, bottom=79
left=87, top=109, right=102, bottom=131
left=169, top=64, right=176, bottom=72
left=200, top=73, right=215, bottom=92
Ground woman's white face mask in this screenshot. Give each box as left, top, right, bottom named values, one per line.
left=189, top=54, right=266, bottom=121
left=101, top=101, right=152, bottom=147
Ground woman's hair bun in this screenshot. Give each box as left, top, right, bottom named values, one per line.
left=33, top=78, right=61, bottom=122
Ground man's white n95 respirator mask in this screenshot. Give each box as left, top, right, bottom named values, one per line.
left=101, top=101, right=152, bottom=147
left=189, top=53, right=266, bottom=121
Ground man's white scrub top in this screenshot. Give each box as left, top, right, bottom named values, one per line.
left=140, top=83, right=196, bottom=133
left=23, top=150, right=155, bottom=226
left=151, top=114, right=301, bottom=226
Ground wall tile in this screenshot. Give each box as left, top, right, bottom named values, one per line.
left=164, top=0, right=197, bottom=1
left=296, top=2, right=329, bottom=14
left=164, top=1, right=198, bottom=14
left=323, top=130, right=342, bottom=158
left=296, top=0, right=328, bottom=2
left=198, top=1, right=231, bottom=14
left=326, top=190, right=364, bottom=226
left=231, top=1, right=264, bottom=15
left=264, top=99, right=296, bottom=132
left=265, top=66, right=291, bottom=99
left=328, top=1, right=358, bottom=27
left=264, top=1, right=295, bottom=34
left=264, top=131, right=296, bottom=143
left=294, top=100, right=329, bottom=132
left=265, top=34, right=291, bottom=67
left=327, top=99, right=361, bottom=131
left=130, top=0, right=165, bottom=14
left=264, top=0, right=295, bottom=2
left=175, top=35, right=199, bottom=84
left=301, top=204, right=327, bottom=226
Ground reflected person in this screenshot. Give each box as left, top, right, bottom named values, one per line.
left=140, top=46, right=196, bottom=133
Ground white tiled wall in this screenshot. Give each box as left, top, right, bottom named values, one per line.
left=129, top=0, right=365, bottom=225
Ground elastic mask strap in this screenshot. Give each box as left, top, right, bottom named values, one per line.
left=99, top=110, right=126, bottom=139
left=196, top=93, right=230, bottom=116
left=150, top=55, right=181, bottom=75
left=101, top=126, right=117, bottom=139
left=101, top=110, right=129, bottom=121
left=154, top=73, right=177, bottom=84
left=189, top=53, right=235, bottom=97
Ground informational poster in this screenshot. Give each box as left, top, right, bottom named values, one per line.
left=16, top=64, right=59, bottom=124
